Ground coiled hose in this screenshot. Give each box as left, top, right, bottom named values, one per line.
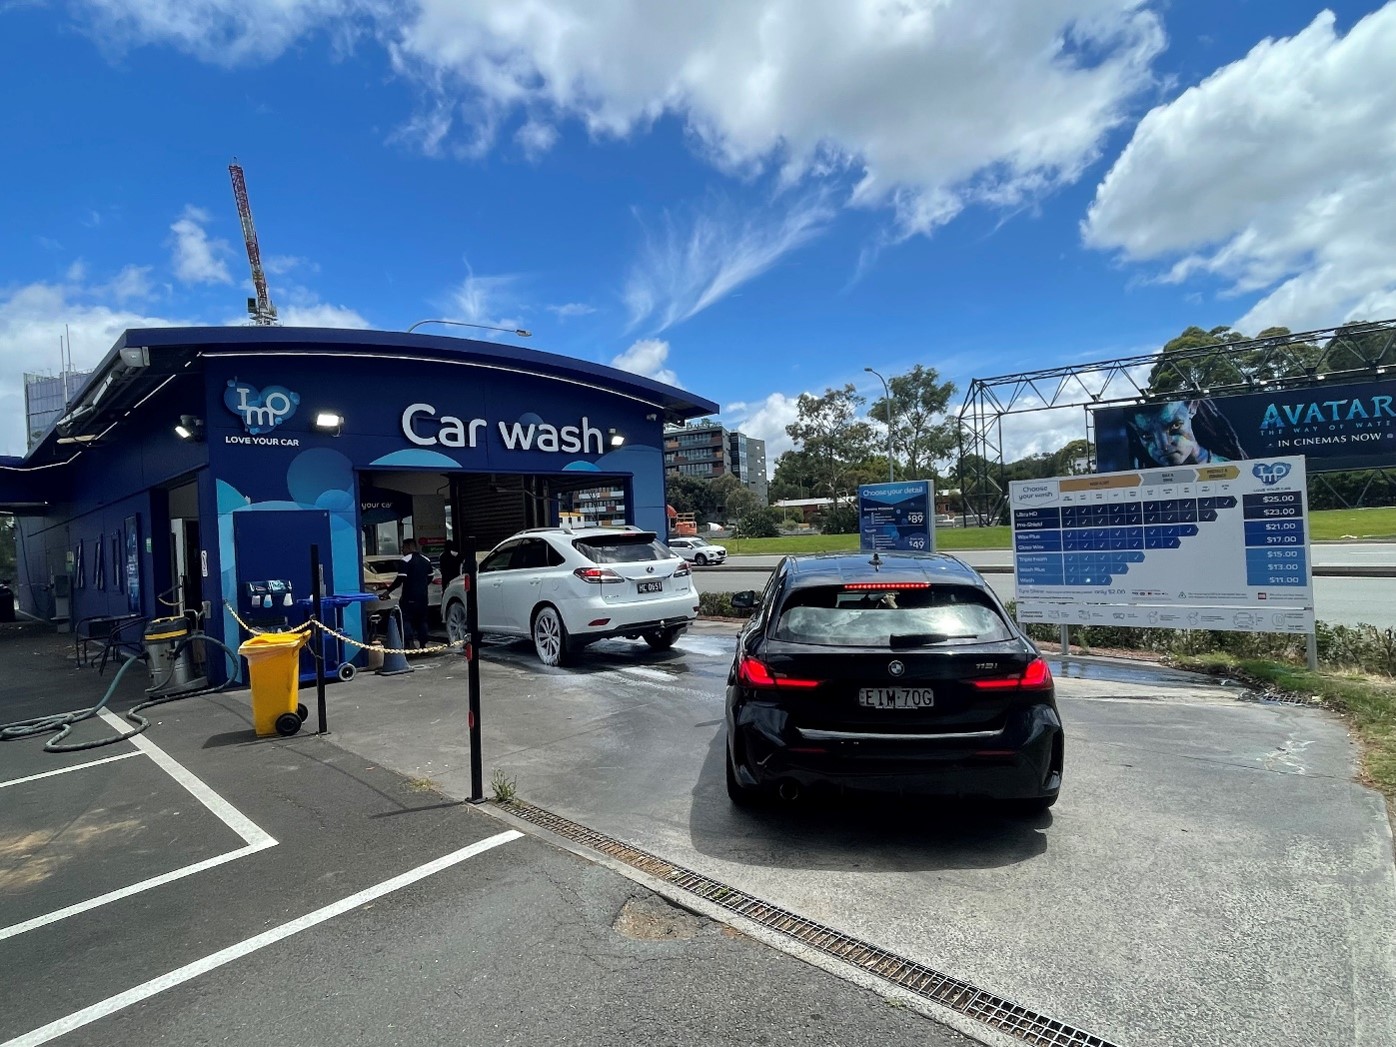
left=0, top=633, right=241, bottom=754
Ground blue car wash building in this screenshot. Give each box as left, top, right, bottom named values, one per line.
left=0, top=327, right=717, bottom=676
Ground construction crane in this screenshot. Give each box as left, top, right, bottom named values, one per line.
left=228, top=159, right=279, bottom=326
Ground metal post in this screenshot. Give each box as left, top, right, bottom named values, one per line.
left=464, top=535, right=485, bottom=804
left=865, top=366, right=894, bottom=482
left=310, top=544, right=328, bottom=735
left=1306, top=630, right=1319, bottom=672
left=1060, top=623, right=1070, bottom=657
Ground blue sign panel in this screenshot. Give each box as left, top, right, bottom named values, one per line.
left=858, top=480, right=934, bottom=553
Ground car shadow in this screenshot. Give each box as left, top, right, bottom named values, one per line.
left=685, top=727, right=1050, bottom=873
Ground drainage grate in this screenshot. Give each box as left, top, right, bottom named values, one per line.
left=501, top=798, right=1120, bottom=1047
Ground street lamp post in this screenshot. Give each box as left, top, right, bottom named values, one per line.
left=864, top=366, right=894, bottom=482
left=407, top=319, right=532, bottom=337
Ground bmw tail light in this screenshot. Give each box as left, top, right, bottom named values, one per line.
left=970, top=657, right=1053, bottom=691
left=737, top=656, right=821, bottom=690
left=573, top=567, right=625, bottom=584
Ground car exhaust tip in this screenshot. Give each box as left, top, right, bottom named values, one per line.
left=777, top=780, right=801, bottom=802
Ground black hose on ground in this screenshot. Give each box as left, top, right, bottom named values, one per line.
left=0, top=633, right=242, bottom=754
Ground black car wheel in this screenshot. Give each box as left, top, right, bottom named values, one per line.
left=1006, top=794, right=1058, bottom=816
left=642, top=627, right=681, bottom=650
left=725, top=743, right=763, bottom=807
left=695, top=553, right=709, bottom=566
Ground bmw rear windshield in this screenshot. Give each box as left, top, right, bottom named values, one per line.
left=772, top=584, right=1013, bottom=647
left=573, top=533, right=671, bottom=564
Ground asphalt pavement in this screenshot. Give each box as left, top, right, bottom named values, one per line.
left=0, top=625, right=977, bottom=1047
left=322, top=621, right=1396, bottom=1047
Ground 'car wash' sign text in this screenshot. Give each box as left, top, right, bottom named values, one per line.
left=402, top=403, right=606, bottom=454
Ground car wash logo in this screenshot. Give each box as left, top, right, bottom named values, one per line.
left=1252, top=461, right=1292, bottom=487
left=225, top=380, right=300, bottom=435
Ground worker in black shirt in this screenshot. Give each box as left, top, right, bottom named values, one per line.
left=383, top=539, right=434, bottom=650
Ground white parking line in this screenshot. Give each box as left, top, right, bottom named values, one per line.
left=0, top=751, right=141, bottom=790
left=0, top=714, right=278, bottom=942
left=1, top=830, right=524, bottom=1047
left=98, top=710, right=273, bottom=848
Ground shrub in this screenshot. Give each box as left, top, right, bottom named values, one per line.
left=699, top=592, right=754, bottom=618
left=738, top=507, right=781, bottom=538
left=816, top=504, right=860, bottom=535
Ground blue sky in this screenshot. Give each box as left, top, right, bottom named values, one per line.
left=3, top=0, right=1394, bottom=465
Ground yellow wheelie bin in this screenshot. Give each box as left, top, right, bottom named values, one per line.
left=238, top=631, right=310, bottom=737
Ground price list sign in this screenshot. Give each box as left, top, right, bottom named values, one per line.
left=858, top=480, right=935, bottom=553
left=1010, top=457, right=1313, bottom=634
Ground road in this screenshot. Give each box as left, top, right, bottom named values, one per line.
left=325, top=623, right=1396, bottom=1047
left=700, top=543, right=1396, bottom=629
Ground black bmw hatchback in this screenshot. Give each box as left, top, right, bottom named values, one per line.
left=724, top=551, right=1063, bottom=812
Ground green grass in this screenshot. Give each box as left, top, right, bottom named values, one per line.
left=1172, top=653, right=1396, bottom=798
left=723, top=526, right=1011, bottom=555
left=722, top=507, right=1394, bottom=556
left=1306, top=506, right=1396, bottom=541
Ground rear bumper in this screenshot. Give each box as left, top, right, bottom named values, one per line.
left=581, top=614, right=695, bottom=641
left=727, top=699, right=1063, bottom=800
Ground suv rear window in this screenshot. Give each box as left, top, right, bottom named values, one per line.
left=772, top=584, right=1012, bottom=647
left=573, top=534, right=670, bottom=564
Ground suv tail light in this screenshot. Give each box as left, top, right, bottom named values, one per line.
left=737, top=656, right=821, bottom=690
left=673, top=560, right=691, bottom=578
left=573, top=567, right=625, bottom=584
left=970, top=657, right=1053, bottom=691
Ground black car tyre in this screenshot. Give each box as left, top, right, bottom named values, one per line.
left=532, top=605, right=570, bottom=667
left=445, top=601, right=468, bottom=645
left=695, top=553, right=709, bottom=566
left=642, top=627, right=681, bottom=650
left=1006, top=794, right=1058, bottom=816
left=725, top=744, right=763, bottom=807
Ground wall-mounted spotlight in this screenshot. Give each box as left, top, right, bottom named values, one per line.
left=608, top=428, right=626, bottom=448
left=313, top=411, right=345, bottom=436
left=174, top=415, right=205, bottom=442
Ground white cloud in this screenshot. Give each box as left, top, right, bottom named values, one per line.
left=81, top=1, right=1164, bottom=241
left=610, top=338, right=680, bottom=386
left=169, top=205, right=233, bottom=285
left=515, top=119, right=559, bottom=160
left=546, top=302, right=595, bottom=319
left=1084, top=6, right=1396, bottom=333
left=624, top=194, right=833, bottom=332
left=722, top=391, right=801, bottom=476
left=103, top=265, right=154, bottom=302
left=277, top=301, right=372, bottom=328
left=439, top=264, right=528, bottom=334
left=74, top=0, right=372, bottom=66
left=0, top=277, right=192, bottom=456
left=263, top=254, right=319, bottom=276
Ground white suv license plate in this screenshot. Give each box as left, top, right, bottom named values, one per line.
left=637, top=580, right=664, bottom=594
left=859, top=687, right=935, bottom=710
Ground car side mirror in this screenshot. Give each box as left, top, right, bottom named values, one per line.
left=730, top=590, right=760, bottom=610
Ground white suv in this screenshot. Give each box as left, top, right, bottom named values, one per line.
left=666, top=536, right=727, bottom=566
left=440, top=527, right=699, bottom=666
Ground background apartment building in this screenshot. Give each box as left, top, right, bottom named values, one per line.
left=663, top=420, right=769, bottom=504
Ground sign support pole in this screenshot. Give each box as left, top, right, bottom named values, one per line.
left=310, top=544, right=328, bottom=735
left=464, top=535, right=485, bottom=804
left=1306, top=630, right=1319, bottom=672
left=1060, top=624, right=1070, bottom=657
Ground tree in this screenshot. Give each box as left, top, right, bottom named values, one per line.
left=868, top=364, right=958, bottom=480
left=738, top=507, right=781, bottom=538
left=664, top=472, right=749, bottom=525
left=769, top=448, right=822, bottom=502
left=725, top=486, right=760, bottom=521
left=1144, top=324, right=1322, bottom=396
left=784, top=385, right=875, bottom=503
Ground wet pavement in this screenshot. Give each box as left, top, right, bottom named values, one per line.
left=322, top=619, right=1396, bottom=1047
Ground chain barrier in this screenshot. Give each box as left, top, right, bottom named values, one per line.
left=221, top=600, right=463, bottom=657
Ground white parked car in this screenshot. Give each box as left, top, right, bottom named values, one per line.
left=666, top=536, right=727, bottom=566
left=441, top=527, right=700, bottom=666
left=362, top=555, right=444, bottom=612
